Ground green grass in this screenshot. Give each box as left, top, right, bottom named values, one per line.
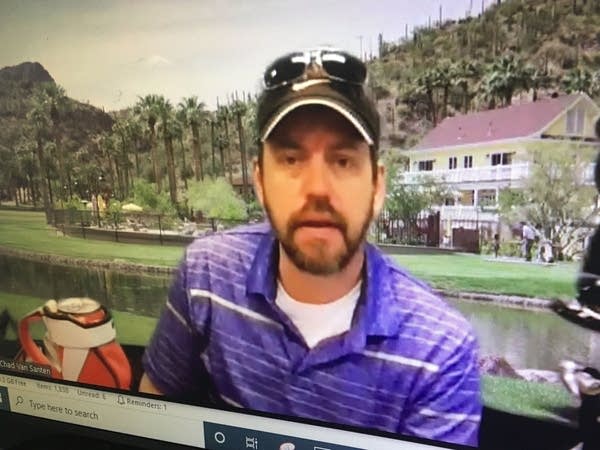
left=0, top=210, right=184, bottom=266
left=393, top=254, right=578, bottom=300
left=0, top=292, right=157, bottom=346
left=0, top=210, right=579, bottom=299
left=482, top=375, right=576, bottom=422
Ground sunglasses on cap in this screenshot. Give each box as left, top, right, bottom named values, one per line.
left=263, top=48, right=367, bottom=90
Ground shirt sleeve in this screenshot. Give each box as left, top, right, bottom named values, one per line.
left=142, top=254, right=212, bottom=399
left=399, top=334, right=482, bottom=447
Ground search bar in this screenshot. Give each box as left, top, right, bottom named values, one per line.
left=0, top=373, right=452, bottom=450
left=4, top=381, right=205, bottom=447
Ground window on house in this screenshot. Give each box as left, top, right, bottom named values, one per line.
left=444, top=197, right=455, bottom=206
left=491, top=152, right=512, bottom=166
left=449, top=157, right=457, bottom=170
left=459, top=190, right=475, bottom=206
left=478, top=189, right=497, bottom=207
left=566, top=107, right=585, bottom=135
left=463, top=155, right=473, bottom=168
left=418, top=160, right=434, bottom=171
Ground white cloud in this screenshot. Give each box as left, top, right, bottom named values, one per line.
left=135, top=54, right=173, bottom=68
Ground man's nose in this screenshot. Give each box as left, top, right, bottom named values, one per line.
left=302, top=155, right=332, bottom=197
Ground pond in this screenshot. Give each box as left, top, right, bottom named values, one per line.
left=0, top=254, right=170, bottom=318
left=1, top=253, right=598, bottom=371
left=447, top=298, right=600, bottom=371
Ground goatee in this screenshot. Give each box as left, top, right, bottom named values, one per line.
left=264, top=195, right=374, bottom=275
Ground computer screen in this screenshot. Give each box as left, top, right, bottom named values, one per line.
left=1, top=1, right=599, bottom=449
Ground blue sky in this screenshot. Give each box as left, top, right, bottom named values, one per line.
left=0, top=0, right=488, bottom=111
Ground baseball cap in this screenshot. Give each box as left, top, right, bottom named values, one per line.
left=256, top=49, right=380, bottom=150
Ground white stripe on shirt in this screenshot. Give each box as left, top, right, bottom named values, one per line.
left=418, top=408, right=480, bottom=423
left=187, top=267, right=247, bottom=291
left=189, top=288, right=282, bottom=328
left=165, top=299, right=192, bottom=332
left=221, top=394, right=244, bottom=408
left=362, top=350, right=439, bottom=373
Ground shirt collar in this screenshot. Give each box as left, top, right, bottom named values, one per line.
left=246, top=228, right=401, bottom=338
left=246, top=227, right=279, bottom=302
left=360, top=243, right=403, bottom=337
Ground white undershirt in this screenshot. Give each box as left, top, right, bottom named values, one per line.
left=275, top=280, right=362, bottom=348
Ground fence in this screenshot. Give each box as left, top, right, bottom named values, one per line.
left=51, top=208, right=500, bottom=253
left=374, top=211, right=440, bottom=247
left=440, top=218, right=497, bottom=253
left=373, top=210, right=501, bottom=253
left=51, top=209, right=254, bottom=246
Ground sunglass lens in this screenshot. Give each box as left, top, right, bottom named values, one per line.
left=264, top=55, right=306, bottom=88
left=322, top=52, right=366, bottom=84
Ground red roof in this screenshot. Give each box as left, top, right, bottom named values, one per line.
left=413, top=94, right=581, bottom=151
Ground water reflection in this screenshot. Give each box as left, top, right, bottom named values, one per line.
left=448, top=298, right=600, bottom=370
left=0, top=254, right=170, bottom=317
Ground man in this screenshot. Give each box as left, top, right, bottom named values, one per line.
left=521, top=221, right=537, bottom=262
left=140, top=48, right=481, bottom=447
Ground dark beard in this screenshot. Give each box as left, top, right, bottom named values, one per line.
left=264, top=194, right=374, bottom=275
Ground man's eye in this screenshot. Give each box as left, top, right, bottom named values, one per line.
left=285, top=156, right=297, bottom=165
left=336, top=158, right=350, bottom=168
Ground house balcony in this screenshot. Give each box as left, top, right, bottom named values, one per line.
left=435, top=205, right=499, bottom=224
left=400, top=162, right=595, bottom=186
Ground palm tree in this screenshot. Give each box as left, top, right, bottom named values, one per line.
left=561, top=68, right=593, bottom=95
left=45, top=84, right=68, bottom=199
left=124, top=118, right=144, bottom=178
left=479, top=54, right=530, bottom=108
left=0, top=143, right=21, bottom=206
left=98, top=133, right=118, bottom=199
left=452, top=60, right=480, bottom=113
left=178, top=96, right=208, bottom=181
left=32, top=83, right=69, bottom=202
left=26, top=104, right=52, bottom=221
left=231, top=100, right=250, bottom=199
left=415, top=69, right=438, bottom=124
left=173, top=109, right=189, bottom=190
left=525, top=66, right=553, bottom=102
left=111, top=121, right=134, bottom=199
left=134, top=94, right=162, bottom=192
left=205, top=111, right=217, bottom=177
left=16, top=141, right=38, bottom=207
left=216, top=104, right=233, bottom=180
left=433, top=64, right=452, bottom=120
left=155, top=96, right=178, bottom=205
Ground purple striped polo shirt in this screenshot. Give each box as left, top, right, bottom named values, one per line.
left=142, top=222, right=482, bottom=447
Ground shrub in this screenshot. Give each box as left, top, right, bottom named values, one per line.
left=130, top=178, right=176, bottom=216
left=186, top=178, right=248, bottom=221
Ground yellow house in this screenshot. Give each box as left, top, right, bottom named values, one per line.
left=401, top=93, right=600, bottom=230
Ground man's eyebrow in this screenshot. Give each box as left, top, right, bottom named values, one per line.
left=266, top=135, right=302, bottom=150
left=330, top=139, right=366, bottom=151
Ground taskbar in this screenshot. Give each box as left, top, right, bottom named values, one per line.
left=0, top=372, right=460, bottom=450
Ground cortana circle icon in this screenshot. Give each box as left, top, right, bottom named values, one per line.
left=214, top=432, right=226, bottom=444
left=279, top=443, right=295, bottom=450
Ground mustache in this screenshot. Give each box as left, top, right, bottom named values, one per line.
left=288, top=197, right=347, bottom=232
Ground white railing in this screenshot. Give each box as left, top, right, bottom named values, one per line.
left=400, top=162, right=595, bottom=185
left=435, top=205, right=499, bottom=223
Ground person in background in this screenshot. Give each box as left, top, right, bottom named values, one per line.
left=493, top=233, right=500, bottom=258
left=139, top=48, right=482, bottom=447
left=521, top=221, right=537, bottom=261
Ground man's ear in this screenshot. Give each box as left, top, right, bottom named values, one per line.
left=252, top=156, right=265, bottom=208
left=373, top=162, right=386, bottom=218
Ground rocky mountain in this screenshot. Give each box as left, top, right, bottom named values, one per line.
left=0, top=62, right=114, bottom=144
left=0, top=62, right=54, bottom=84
